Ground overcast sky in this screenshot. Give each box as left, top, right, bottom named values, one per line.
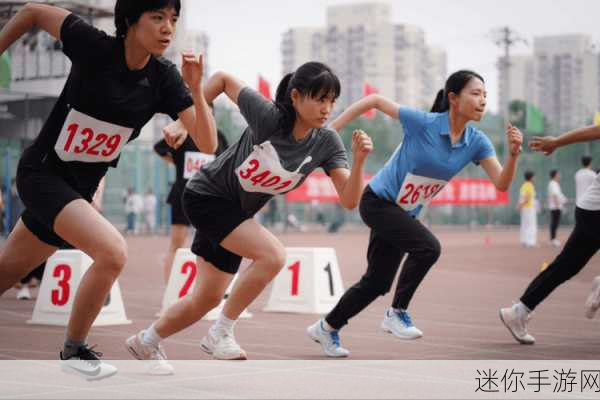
left=186, top=0, right=600, bottom=113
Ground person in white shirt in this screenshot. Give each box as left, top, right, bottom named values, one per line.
left=575, top=156, right=596, bottom=203
left=143, top=188, right=157, bottom=234
left=547, top=170, right=567, bottom=247
left=500, top=124, right=600, bottom=345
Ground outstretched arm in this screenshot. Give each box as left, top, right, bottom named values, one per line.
left=529, top=125, right=600, bottom=156
left=331, top=94, right=400, bottom=132
left=0, top=3, right=69, bottom=53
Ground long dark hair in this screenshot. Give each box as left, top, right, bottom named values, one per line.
left=114, top=0, right=182, bottom=38
left=430, top=70, right=484, bottom=113
left=275, top=62, right=341, bottom=130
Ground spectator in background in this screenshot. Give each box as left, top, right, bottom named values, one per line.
left=132, top=190, right=144, bottom=234
left=263, top=199, right=279, bottom=228
left=575, top=156, right=595, bottom=204
left=547, top=170, right=567, bottom=247
left=124, top=187, right=137, bottom=235
left=328, top=203, right=346, bottom=233
left=519, top=171, right=538, bottom=248
left=143, top=188, right=157, bottom=234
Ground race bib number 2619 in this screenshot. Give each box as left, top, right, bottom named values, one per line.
left=396, top=173, right=447, bottom=211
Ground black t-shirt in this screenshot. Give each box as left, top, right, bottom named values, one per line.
left=19, top=13, right=193, bottom=196
left=154, top=131, right=229, bottom=204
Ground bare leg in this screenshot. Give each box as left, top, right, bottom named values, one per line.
left=220, top=219, right=286, bottom=320
left=154, top=258, right=233, bottom=338
left=53, top=200, right=128, bottom=342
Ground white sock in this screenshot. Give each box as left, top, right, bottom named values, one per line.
left=211, top=313, right=237, bottom=335
left=515, top=302, right=531, bottom=315
left=142, top=324, right=163, bottom=347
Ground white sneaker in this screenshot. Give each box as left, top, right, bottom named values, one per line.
left=16, top=286, right=31, bottom=300
left=585, top=276, right=600, bottom=319
left=499, top=304, right=535, bottom=345
left=381, top=308, right=423, bottom=340
left=125, top=330, right=174, bottom=375
left=550, top=239, right=562, bottom=248
left=200, top=329, right=247, bottom=360
left=306, top=320, right=349, bottom=358
left=60, top=345, right=117, bottom=381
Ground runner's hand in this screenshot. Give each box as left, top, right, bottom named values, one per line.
left=529, top=135, right=558, bottom=156
left=163, top=119, right=187, bottom=149
left=352, top=130, right=373, bottom=163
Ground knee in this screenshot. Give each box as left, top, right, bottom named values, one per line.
left=95, top=236, right=128, bottom=275
left=423, top=236, right=442, bottom=264
left=258, top=245, right=287, bottom=278
left=358, top=275, right=392, bottom=297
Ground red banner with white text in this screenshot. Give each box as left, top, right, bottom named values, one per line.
left=285, top=173, right=509, bottom=206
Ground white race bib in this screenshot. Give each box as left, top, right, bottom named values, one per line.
left=396, top=173, right=447, bottom=211
left=54, top=109, right=134, bottom=163
left=235, top=141, right=312, bottom=196
left=183, top=152, right=215, bottom=179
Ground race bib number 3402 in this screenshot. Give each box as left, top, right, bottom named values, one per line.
left=54, top=109, right=134, bottom=163
left=396, top=173, right=447, bottom=211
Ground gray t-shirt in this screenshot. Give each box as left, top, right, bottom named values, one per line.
left=186, top=87, right=349, bottom=215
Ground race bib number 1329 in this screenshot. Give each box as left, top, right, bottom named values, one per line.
left=54, top=109, right=134, bottom=163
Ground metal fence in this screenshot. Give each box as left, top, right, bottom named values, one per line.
left=2, top=103, right=599, bottom=236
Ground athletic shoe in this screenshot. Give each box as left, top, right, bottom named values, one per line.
left=306, top=319, right=349, bottom=358
left=60, top=345, right=117, bottom=381
left=381, top=308, right=423, bottom=340
left=200, top=329, right=247, bottom=360
left=550, top=239, right=562, bottom=248
left=16, top=286, right=32, bottom=300
left=585, top=276, right=600, bottom=319
left=499, top=304, right=535, bottom=345
left=125, top=330, right=174, bottom=375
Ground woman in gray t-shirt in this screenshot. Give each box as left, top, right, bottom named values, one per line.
left=126, top=62, right=373, bottom=367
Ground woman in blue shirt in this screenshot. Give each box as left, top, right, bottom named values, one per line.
left=307, top=70, right=524, bottom=357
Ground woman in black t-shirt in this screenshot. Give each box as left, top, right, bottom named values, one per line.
left=0, top=0, right=216, bottom=379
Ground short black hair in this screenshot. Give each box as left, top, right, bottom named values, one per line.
left=524, top=171, right=534, bottom=181
left=549, top=170, right=558, bottom=179
left=114, top=0, right=181, bottom=38
left=582, top=156, right=592, bottom=167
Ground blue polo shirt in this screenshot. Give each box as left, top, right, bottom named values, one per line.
left=369, top=107, right=496, bottom=217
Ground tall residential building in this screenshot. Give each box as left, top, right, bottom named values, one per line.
left=497, top=55, right=535, bottom=115
left=498, top=34, right=599, bottom=131
left=535, top=35, right=598, bottom=130
left=281, top=2, right=447, bottom=110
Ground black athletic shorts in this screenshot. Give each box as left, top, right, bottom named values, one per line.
left=182, top=188, right=251, bottom=274
left=167, top=184, right=190, bottom=226
left=16, top=161, right=95, bottom=247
